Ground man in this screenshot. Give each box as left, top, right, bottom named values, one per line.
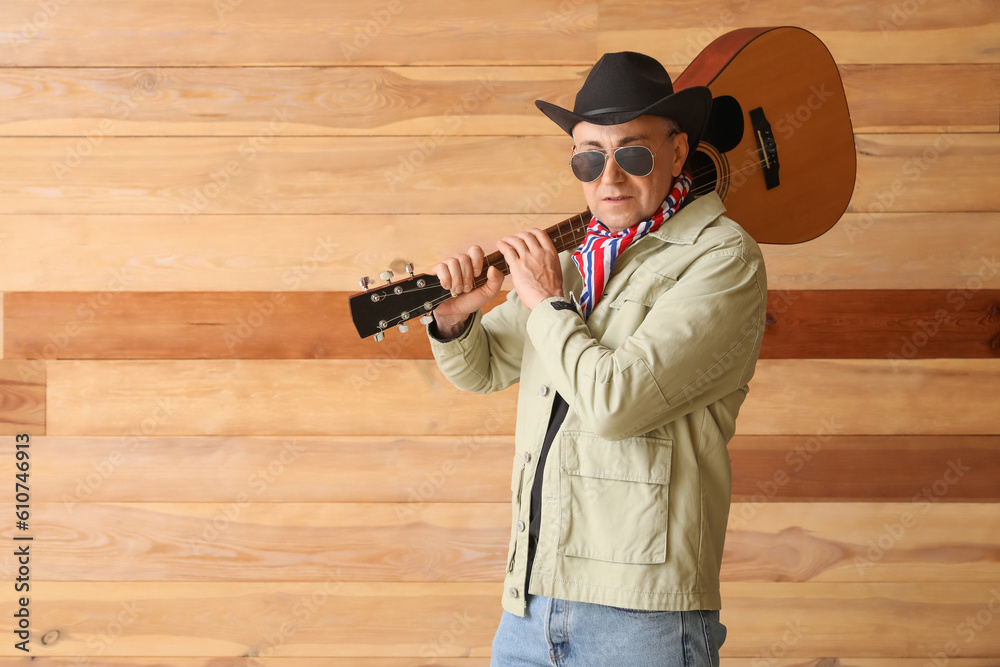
left=427, top=51, right=767, bottom=666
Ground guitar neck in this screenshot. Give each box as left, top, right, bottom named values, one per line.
left=471, top=209, right=591, bottom=289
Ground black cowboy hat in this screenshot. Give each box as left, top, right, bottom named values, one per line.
left=535, top=51, right=712, bottom=155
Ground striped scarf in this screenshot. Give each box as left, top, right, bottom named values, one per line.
left=572, top=172, right=691, bottom=318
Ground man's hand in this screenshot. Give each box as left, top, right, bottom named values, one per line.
left=497, top=229, right=564, bottom=310
left=431, top=245, right=504, bottom=339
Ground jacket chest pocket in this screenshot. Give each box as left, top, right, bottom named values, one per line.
left=599, top=273, right=677, bottom=349
left=558, top=431, right=673, bottom=564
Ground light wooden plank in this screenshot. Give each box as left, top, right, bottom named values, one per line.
left=598, top=3, right=1000, bottom=65
left=44, top=359, right=519, bottom=436
left=0, top=212, right=994, bottom=292
left=0, top=661, right=997, bottom=667
left=0, top=135, right=993, bottom=215
left=725, top=502, right=1000, bottom=582
left=27, top=436, right=513, bottom=503
left=44, top=359, right=1000, bottom=436
left=738, top=359, right=1000, bottom=436
left=762, top=212, right=1000, bottom=290
left=841, top=63, right=1000, bottom=133
left=0, top=359, right=45, bottom=434
left=849, top=134, right=1000, bottom=213
left=0, top=136, right=581, bottom=215
left=0, top=0, right=597, bottom=67
left=2, top=582, right=997, bottom=657
left=9, top=502, right=997, bottom=584
left=21, top=435, right=1000, bottom=504
left=7, top=289, right=1000, bottom=360
left=0, top=64, right=994, bottom=136
left=13, top=502, right=509, bottom=583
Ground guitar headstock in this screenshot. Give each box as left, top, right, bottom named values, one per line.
left=349, top=263, right=450, bottom=340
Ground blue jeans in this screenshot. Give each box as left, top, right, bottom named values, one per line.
left=490, top=594, right=725, bottom=667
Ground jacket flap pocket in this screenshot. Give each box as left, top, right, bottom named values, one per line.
left=561, top=431, right=672, bottom=485
left=607, top=272, right=677, bottom=310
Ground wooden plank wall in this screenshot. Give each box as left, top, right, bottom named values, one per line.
left=0, top=0, right=998, bottom=664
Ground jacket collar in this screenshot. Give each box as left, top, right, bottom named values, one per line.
left=647, top=192, right=725, bottom=245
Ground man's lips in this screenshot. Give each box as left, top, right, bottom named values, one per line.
left=603, top=195, right=632, bottom=202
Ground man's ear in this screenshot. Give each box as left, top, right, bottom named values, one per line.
left=672, top=132, right=690, bottom=177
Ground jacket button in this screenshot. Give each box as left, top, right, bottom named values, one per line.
left=509, top=587, right=519, bottom=598
left=523, top=451, right=531, bottom=463
left=539, top=385, right=549, bottom=396
left=517, top=520, right=525, bottom=532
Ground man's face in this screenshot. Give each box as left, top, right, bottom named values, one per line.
left=572, top=115, right=689, bottom=233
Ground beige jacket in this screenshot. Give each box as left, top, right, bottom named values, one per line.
left=429, top=193, right=767, bottom=617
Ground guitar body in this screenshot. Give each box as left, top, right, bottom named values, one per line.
left=675, top=26, right=857, bottom=244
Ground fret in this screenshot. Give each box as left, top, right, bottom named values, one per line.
left=470, top=209, right=590, bottom=289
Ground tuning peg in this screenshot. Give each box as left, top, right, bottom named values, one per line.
left=374, top=332, right=385, bottom=342
left=405, top=263, right=415, bottom=278
left=380, top=270, right=394, bottom=284
left=359, top=276, right=370, bottom=291
left=397, top=323, right=409, bottom=333
left=420, top=314, right=433, bottom=325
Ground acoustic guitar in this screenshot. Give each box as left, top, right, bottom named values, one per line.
left=350, top=26, right=856, bottom=341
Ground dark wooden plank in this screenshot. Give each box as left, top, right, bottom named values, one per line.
left=26, top=435, right=1000, bottom=504
left=729, top=435, right=1000, bottom=504
left=0, top=360, right=45, bottom=434
left=6, top=290, right=999, bottom=360
left=760, top=289, right=1000, bottom=359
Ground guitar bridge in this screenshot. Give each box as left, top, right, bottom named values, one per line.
left=749, top=106, right=780, bottom=190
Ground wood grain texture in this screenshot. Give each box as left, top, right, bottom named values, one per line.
left=44, top=359, right=520, bottom=437
left=0, top=660, right=996, bottom=667
left=0, top=212, right=996, bottom=293
left=43, top=359, right=1000, bottom=436
left=0, top=359, right=45, bottom=434
left=2, top=582, right=997, bottom=657
left=6, top=290, right=1000, bottom=360
left=10, top=501, right=996, bottom=584
left=0, top=64, right=994, bottom=136
left=24, top=435, right=999, bottom=504
left=729, top=435, right=1000, bottom=503
left=0, top=0, right=597, bottom=67
left=0, top=134, right=993, bottom=215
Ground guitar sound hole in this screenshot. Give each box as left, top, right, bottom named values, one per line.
left=690, top=149, right=720, bottom=199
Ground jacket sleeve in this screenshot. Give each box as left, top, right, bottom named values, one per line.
left=524, top=240, right=767, bottom=441
left=427, top=289, right=529, bottom=394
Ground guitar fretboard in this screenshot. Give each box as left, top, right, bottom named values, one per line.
left=471, top=210, right=591, bottom=289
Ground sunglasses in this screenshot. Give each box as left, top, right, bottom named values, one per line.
left=569, top=131, right=677, bottom=183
